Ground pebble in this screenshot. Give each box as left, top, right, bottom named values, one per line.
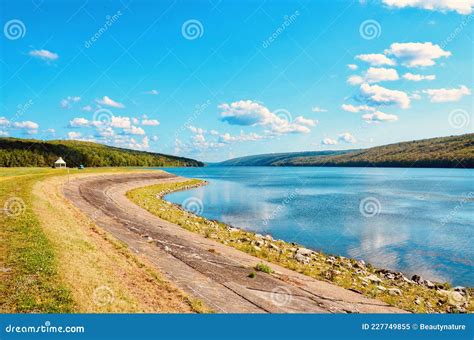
left=366, top=274, right=382, bottom=283
left=296, top=248, right=313, bottom=256
left=295, top=253, right=310, bottom=264
left=269, top=243, right=280, bottom=251
left=388, top=288, right=402, bottom=296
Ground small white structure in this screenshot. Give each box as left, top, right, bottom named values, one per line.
left=54, top=157, right=67, bottom=168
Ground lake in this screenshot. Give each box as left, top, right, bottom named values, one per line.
left=155, top=166, right=474, bottom=287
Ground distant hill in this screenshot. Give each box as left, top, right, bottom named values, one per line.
left=218, top=150, right=355, bottom=166
left=0, top=138, right=203, bottom=167
left=220, top=134, right=474, bottom=168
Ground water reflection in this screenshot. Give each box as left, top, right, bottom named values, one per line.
left=161, top=166, right=474, bottom=286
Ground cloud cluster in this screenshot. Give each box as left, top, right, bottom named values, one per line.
left=422, top=85, right=471, bottom=102
left=348, top=67, right=399, bottom=85
left=341, top=104, right=399, bottom=123
left=219, top=100, right=317, bottom=134
left=66, top=111, right=162, bottom=151
left=402, top=73, right=436, bottom=81
left=29, top=49, right=59, bottom=61
left=356, top=54, right=396, bottom=66
left=360, top=83, right=411, bottom=108
left=385, top=42, right=451, bottom=68
left=96, top=96, right=125, bottom=108
left=345, top=40, right=469, bottom=125
left=362, top=110, right=399, bottom=123
left=0, top=117, right=40, bottom=135
left=60, top=96, right=81, bottom=109
left=321, top=132, right=357, bottom=145
left=382, top=0, right=474, bottom=15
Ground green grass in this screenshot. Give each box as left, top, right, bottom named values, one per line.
left=0, top=168, right=74, bottom=312
left=255, top=263, right=272, bottom=274
left=127, top=179, right=474, bottom=314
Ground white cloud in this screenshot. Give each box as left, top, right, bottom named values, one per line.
left=96, top=96, right=125, bottom=108
left=69, top=117, right=90, bottom=127
left=123, top=125, right=145, bottom=135
left=151, top=135, right=159, bottom=142
left=365, top=67, right=399, bottom=83
left=385, top=42, right=451, bottom=67
left=145, top=90, right=159, bottom=95
left=348, top=67, right=399, bottom=85
left=68, top=131, right=82, bottom=139
left=219, top=100, right=316, bottom=134
left=362, top=111, right=399, bottom=123
left=348, top=75, right=364, bottom=85
left=82, top=105, right=93, bottom=112
left=97, top=127, right=115, bottom=138
left=338, top=132, right=357, bottom=143
left=0, top=117, right=9, bottom=126
left=110, top=116, right=131, bottom=129
left=218, top=132, right=264, bottom=144
left=341, top=104, right=376, bottom=113
left=422, top=85, right=471, bottom=102
left=360, top=83, right=411, bottom=108
left=322, top=138, right=338, bottom=145
left=403, top=73, right=436, bottom=81
left=45, top=128, right=56, bottom=133
left=312, top=106, right=328, bottom=112
left=142, top=119, right=160, bottom=126
left=294, top=116, right=318, bottom=127
left=60, top=96, right=81, bottom=109
left=382, top=0, right=474, bottom=15
left=188, top=125, right=206, bottom=135
left=347, top=64, right=358, bottom=70
left=29, top=49, right=59, bottom=61
left=0, top=130, right=8, bottom=136
left=128, top=136, right=149, bottom=149
left=356, top=53, right=396, bottom=66
left=13, top=121, right=39, bottom=130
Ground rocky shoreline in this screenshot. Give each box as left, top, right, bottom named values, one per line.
left=129, top=178, right=472, bottom=314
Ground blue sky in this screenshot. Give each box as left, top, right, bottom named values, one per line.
left=0, top=0, right=473, bottom=162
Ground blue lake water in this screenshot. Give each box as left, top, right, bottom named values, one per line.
left=154, top=166, right=474, bottom=286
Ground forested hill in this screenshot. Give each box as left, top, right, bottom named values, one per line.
left=220, top=134, right=474, bottom=168
left=0, top=138, right=203, bottom=167
left=218, top=150, right=354, bottom=166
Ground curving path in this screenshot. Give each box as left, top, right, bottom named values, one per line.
left=63, top=172, right=406, bottom=313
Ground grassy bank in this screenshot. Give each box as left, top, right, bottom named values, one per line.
left=127, top=179, right=473, bottom=314
left=0, top=168, right=208, bottom=313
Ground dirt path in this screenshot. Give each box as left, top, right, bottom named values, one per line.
left=63, top=172, right=406, bottom=313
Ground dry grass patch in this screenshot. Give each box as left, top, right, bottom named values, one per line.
left=32, top=174, right=208, bottom=313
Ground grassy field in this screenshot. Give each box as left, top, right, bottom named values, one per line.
left=0, top=168, right=208, bottom=313
left=127, top=179, right=473, bottom=314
